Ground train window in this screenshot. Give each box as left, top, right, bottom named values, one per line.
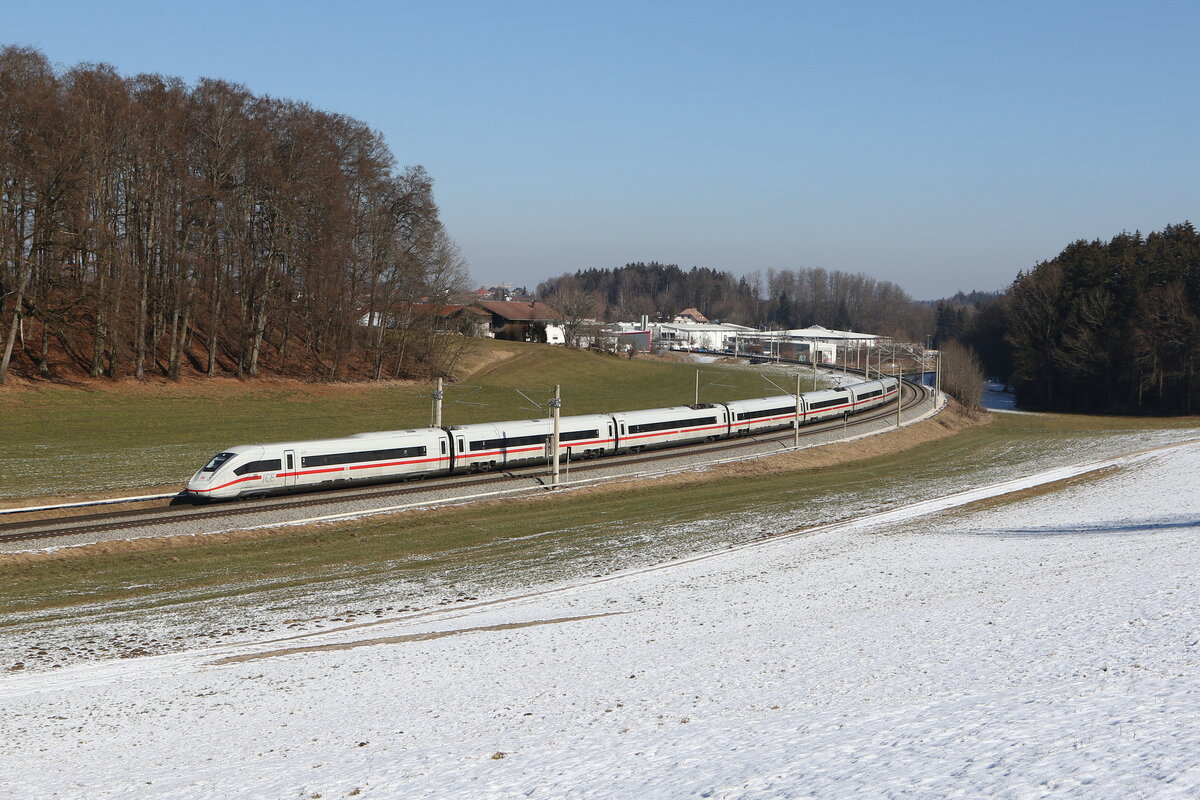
left=857, top=389, right=882, bottom=400
left=201, top=452, right=236, bottom=473
left=737, top=406, right=795, bottom=421
left=501, top=429, right=600, bottom=447
left=234, top=459, right=282, bottom=476
left=301, top=447, right=428, bottom=468
left=506, top=433, right=549, bottom=447
left=440, top=440, right=446, bottom=455
left=628, top=416, right=717, bottom=434
left=807, top=396, right=849, bottom=411
left=469, top=438, right=503, bottom=452
left=286, top=453, right=294, bottom=470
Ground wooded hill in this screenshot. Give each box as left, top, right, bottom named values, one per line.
left=0, top=46, right=468, bottom=385
left=538, top=262, right=934, bottom=341
left=961, top=223, right=1200, bottom=415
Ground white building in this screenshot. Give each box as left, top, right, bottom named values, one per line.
left=739, top=325, right=882, bottom=363
left=604, top=314, right=756, bottom=353
left=653, top=320, right=757, bottom=352
left=603, top=316, right=885, bottom=363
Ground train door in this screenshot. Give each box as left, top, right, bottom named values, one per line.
left=283, top=450, right=297, bottom=488
left=455, top=436, right=465, bottom=472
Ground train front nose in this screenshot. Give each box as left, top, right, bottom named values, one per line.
left=186, top=471, right=213, bottom=496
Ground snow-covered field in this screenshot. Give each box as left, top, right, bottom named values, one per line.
left=3, top=438, right=1200, bottom=799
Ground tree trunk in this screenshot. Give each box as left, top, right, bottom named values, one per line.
left=90, top=307, right=105, bottom=379
left=247, top=300, right=268, bottom=376
left=135, top=262, right=149, bottom=378
left=206, top=292, right=221, bottom=376
left=280, top=307, right=292, bottom=361
left=0, top=265, right=32, bottom=384
left=38, top=318, right=51, bottom=376
left=167, top=304, right=181, bottom=378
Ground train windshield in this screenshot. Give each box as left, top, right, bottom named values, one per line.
left=201, top=452, right=236, bottom=473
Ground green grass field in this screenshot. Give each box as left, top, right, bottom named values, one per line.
left=0, top=340, right=818, bottom=501
left=2, top=404, right=1197, bottom=621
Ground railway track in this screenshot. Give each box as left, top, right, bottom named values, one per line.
left=0, top=380, right=932, bottom=548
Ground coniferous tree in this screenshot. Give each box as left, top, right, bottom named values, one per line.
left=994, top=223, right=1200, bottom=413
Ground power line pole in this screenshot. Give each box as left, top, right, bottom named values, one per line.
left=550, top=384, right=561, bottom=488
left=935, top=350, right=942, bottom=401
left=695, top=369, right=700, bottom=406
left=432, top=377, right=443, bottom=427
left=794, top=372, right=802, bottom=448
left=811, top=339, right=818, bottom=391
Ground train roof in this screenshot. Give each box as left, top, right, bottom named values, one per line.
left=611, top=405, right=724, bottom=417
left=804, top=387, right=852, bottom=399
left=723, top=394, right=798, bottom=407
left=207, top=427, right=446, bottom=453
left=448, top=413, right=611, bottom=431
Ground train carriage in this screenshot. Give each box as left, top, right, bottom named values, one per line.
left=611, top=404, right=731, bottom=453
left=448, top=414, right=615, bottom=472
left=187, top=428, right=451, bottom=499
left=848, top=377, right=898, bottom=414
left=802, top=388, right=854, bottom=423
left=724, top=395, right=802, bottom=435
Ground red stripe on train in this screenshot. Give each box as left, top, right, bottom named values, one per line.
left=188, top=475, right=261, bottom=494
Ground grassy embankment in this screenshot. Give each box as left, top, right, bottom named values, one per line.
left=0, top=340, right=812, bottom=503
left=2, top=397, right=1197, bottom=618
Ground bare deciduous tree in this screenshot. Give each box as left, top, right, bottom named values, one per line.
left=0, top=46, right=467, bottom=384
left=939, top=340, right=984, bottom=410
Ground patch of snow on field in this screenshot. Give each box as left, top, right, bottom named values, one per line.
left=3, top=441, right=1200, bottom=798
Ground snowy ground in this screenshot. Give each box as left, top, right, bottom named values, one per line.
left=3, top=438, right=1200, bottom=799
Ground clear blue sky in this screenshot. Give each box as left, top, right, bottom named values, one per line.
left=7, top=0, right=1198, bottom=299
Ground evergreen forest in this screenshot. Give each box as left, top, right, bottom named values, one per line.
left=959, top=223, right=1200, bottom=415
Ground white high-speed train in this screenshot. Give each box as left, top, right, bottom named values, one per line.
left=185, top=376, right=899, bottom=500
